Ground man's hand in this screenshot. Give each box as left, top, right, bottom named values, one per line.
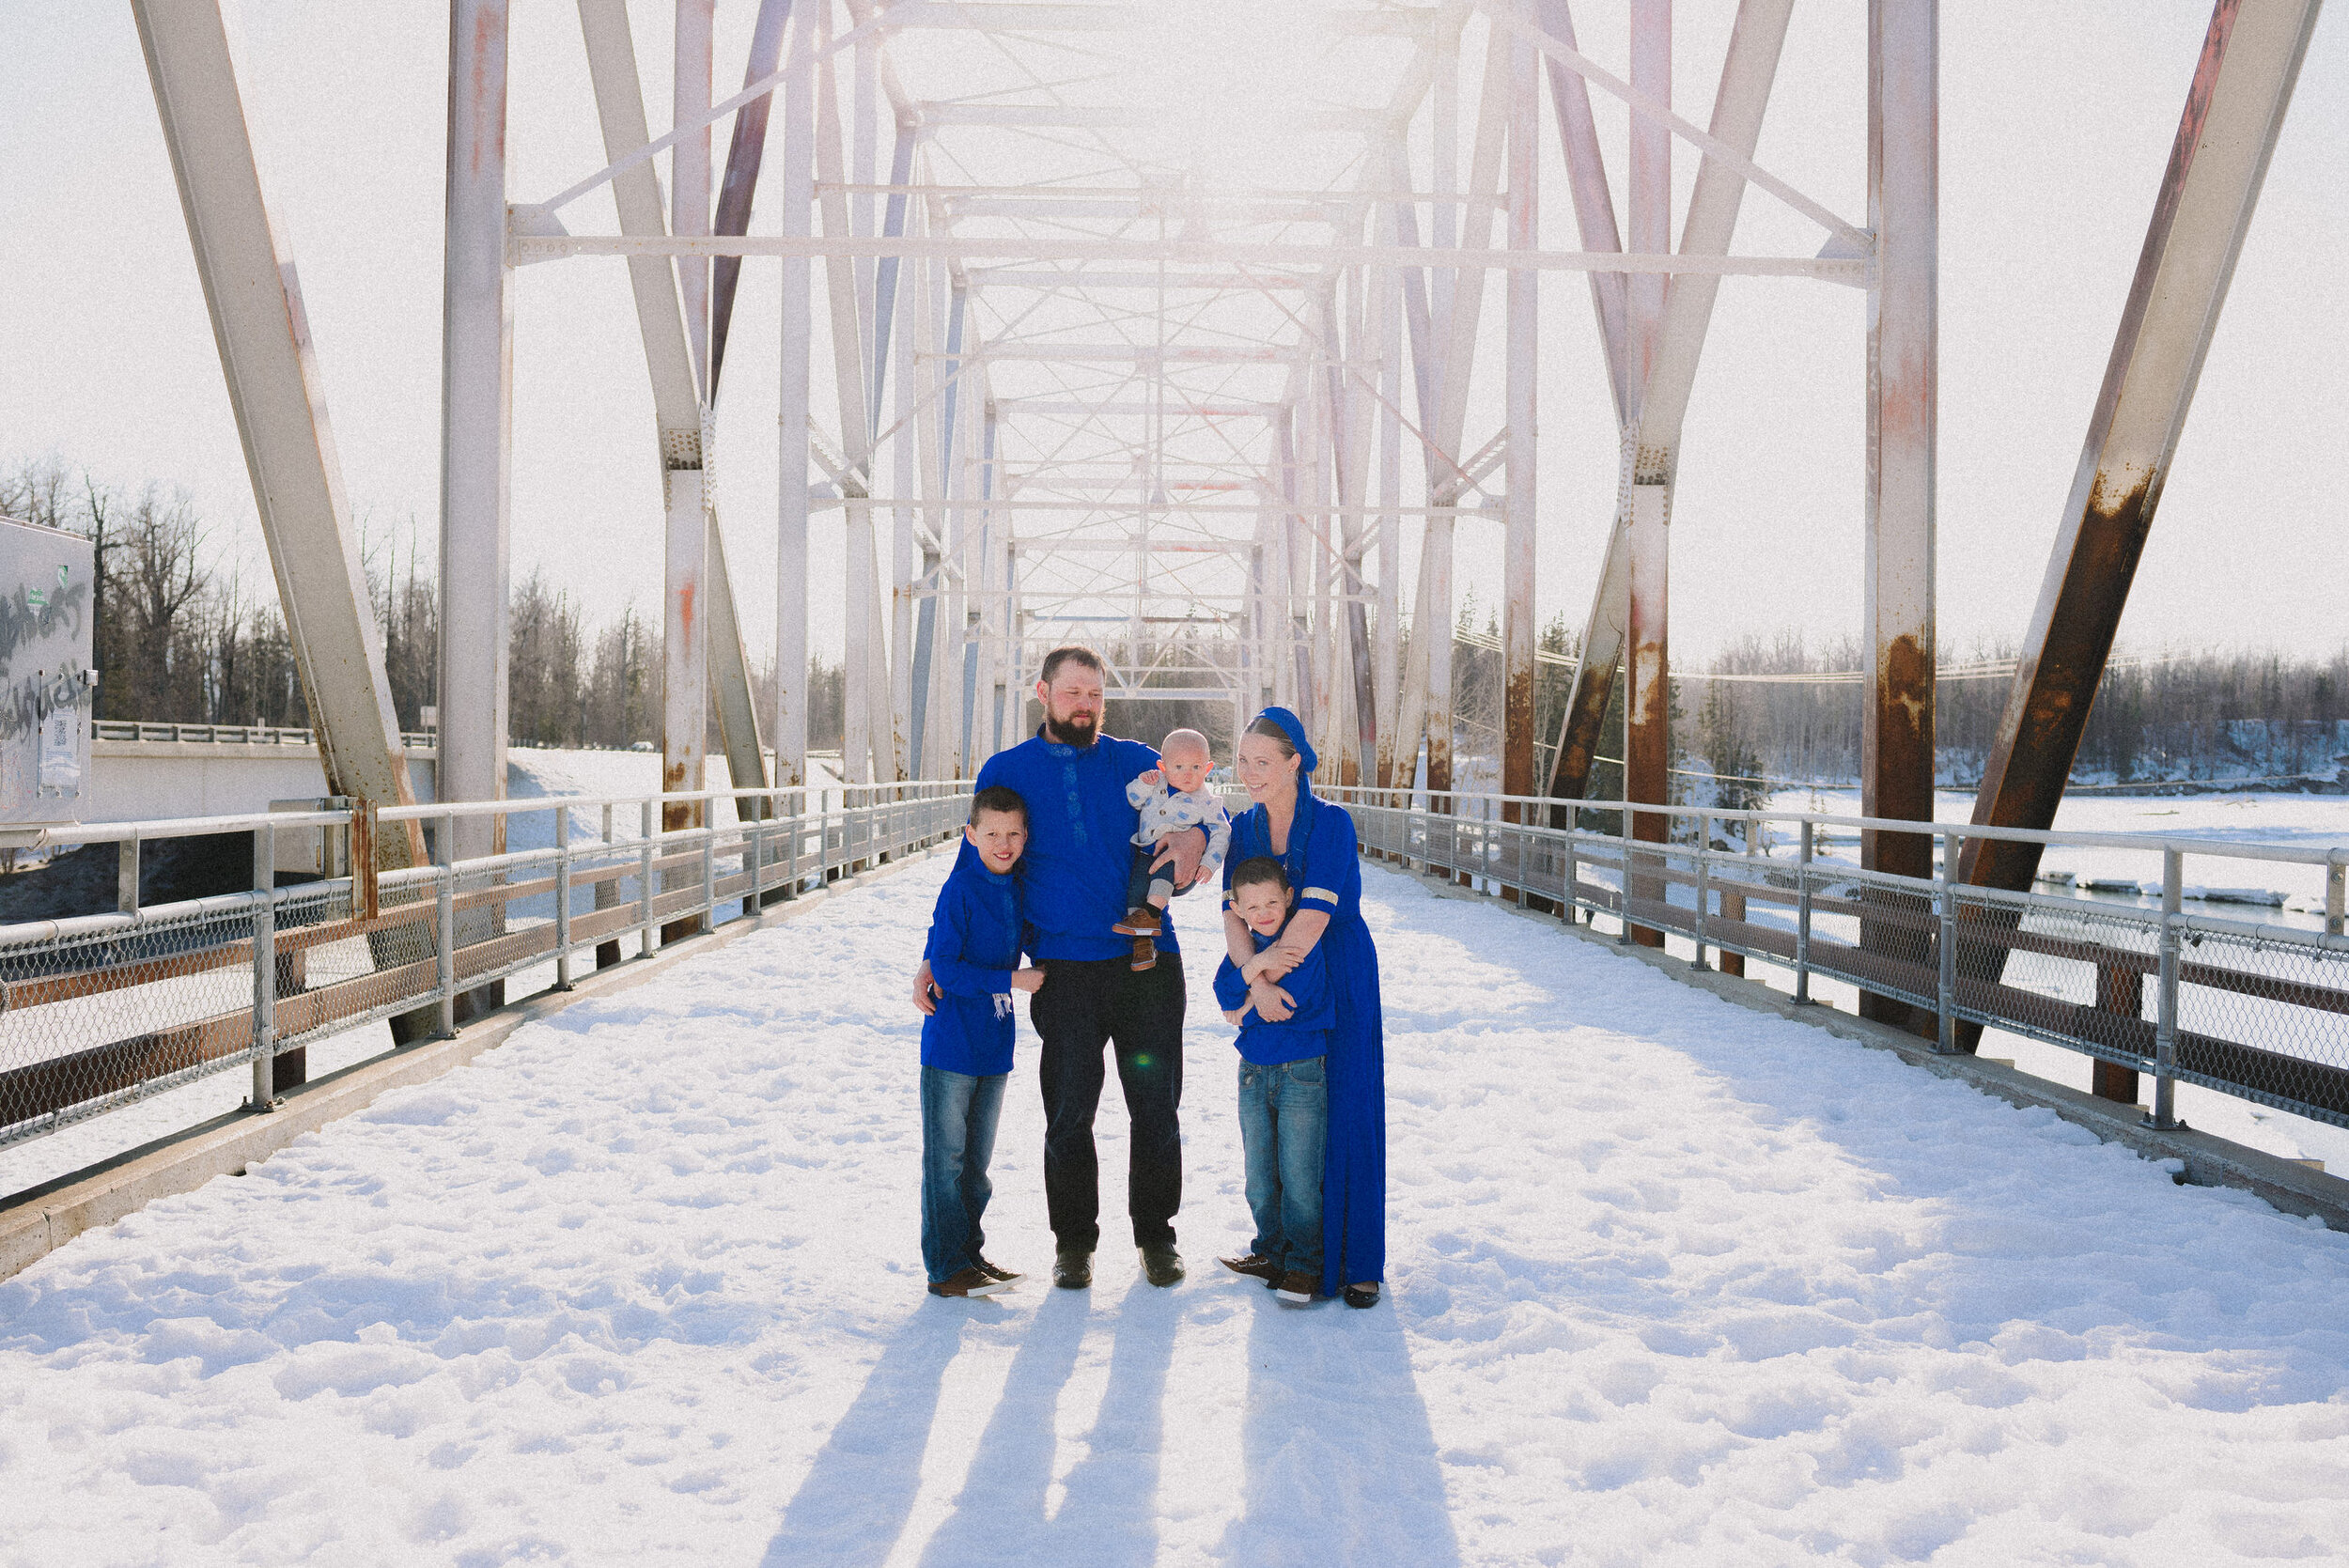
left=1010, top=966, right=1046, bottom=995
left=1248, top=978, right=1297, bottom=1022
left=912, top=960, right=939, bottom=1016
left=1150, top=825, right=1208, bottom=890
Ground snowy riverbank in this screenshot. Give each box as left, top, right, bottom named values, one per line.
left=4, top=854, right=2346, bottom=1563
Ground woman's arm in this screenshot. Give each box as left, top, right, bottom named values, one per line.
left=1222, top=903, right=1256, bottom=968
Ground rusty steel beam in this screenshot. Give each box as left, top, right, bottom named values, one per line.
left=1962, top=0, right=2319, bottom=906
left=1547, top=0, right=1791, bottom=836
left=1859, top=0, right=1937, bottom=1028
left=709, top=0, right=796, bottom=399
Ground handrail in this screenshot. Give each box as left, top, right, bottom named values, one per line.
left=1312, top=784, right=2349, bottom=869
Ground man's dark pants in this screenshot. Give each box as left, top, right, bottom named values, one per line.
left=1029, top=955, right=1185, bottom=1252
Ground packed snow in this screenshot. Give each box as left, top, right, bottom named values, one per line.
left=5, top=850, right=2348, bottom=1565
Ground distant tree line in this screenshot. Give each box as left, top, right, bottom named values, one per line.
left=1, top=456, right=849, bottom=753
left=9, top=456, right=2341, bottom=784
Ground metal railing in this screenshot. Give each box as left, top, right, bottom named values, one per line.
left=93, top=720, right=440, bottom=750
left=1322, top=785, right=2349, bottom=1133
left=0, top=783, right=972, bottom=1155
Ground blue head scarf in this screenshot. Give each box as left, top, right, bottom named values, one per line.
left=1248, top=705, right=1319, bottom=819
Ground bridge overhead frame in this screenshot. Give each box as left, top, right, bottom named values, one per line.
left=506, top=0, right=1875, bottom=800
left=123, top=1, right=2318, bottom=1054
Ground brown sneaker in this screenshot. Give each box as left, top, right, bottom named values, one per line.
left=1129, top=935, right=1157, bottom=970
left=1273, top=1269, right=1318, bottom=1305
left=928, top=1265, right=1009, bottom=1298
left=976, top=1257, right=1022, bottom=1283
left=1112, top=906, right=1160, bottom=936
left=1219, top=1252, right=1280, bottom=1282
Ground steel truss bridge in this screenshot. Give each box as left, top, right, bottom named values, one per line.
left=13, top=0, right=2324, bottom=1126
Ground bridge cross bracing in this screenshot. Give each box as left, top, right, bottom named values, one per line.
left=121, top=0, right=2321, bottom=1054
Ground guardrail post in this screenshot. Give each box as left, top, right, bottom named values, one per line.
left=1936, top=829, right=1958, bottom=1053
left=1794, top=819, right=1814, bottom=1003
left=250, top=823, right=277, bottom=1110
left=118, top=833, right=141, bottom=915
left=437, top=811, right=457, bottom=1038
left=2152, top=847, right=2183, bottom=1130
left=1562, top=827, right=1579, bottom=924
left=786, top=789, right=802, bottom=897
left=596, top=803, right=619, bottom=970
left=1615, top=807, right=1633, bottom=946
left=2328, top=860, right=2345, bottom=939
left=1692, top=812, right=1711, bottom=970
left=553, top=807, right=573, bottom=990
left=703, top=802, right=718, bottom=926
left=748, top=810, right=764, bottom=913
left=639, top=800, right=658, bottom=956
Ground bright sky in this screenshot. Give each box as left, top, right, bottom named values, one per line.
left=2, top=1, right=2342, bottom=672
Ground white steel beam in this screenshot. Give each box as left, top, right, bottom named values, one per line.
left=578, top=0, right=710, bottom=859
left=130, top=0, right=421, bottom=862
left=514, top=231, right=1865, bottom=283
left=1502, top=19, right=1537, bottom=809
left=775, top=28, right=814, bottom=792
left=438, top=0, right=513, bottom=886
left=674, top=0, right=714, bottom=396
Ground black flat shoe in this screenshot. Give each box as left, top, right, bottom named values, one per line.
left=1053, top=1249, right=1093, bottom=1289
left=1341, top=1282, right=1380, bottom=1309
left=1140, top=1245, right=1185, bottom=1287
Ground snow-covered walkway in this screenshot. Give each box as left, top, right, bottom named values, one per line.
left=5, top=852, right=2348, bottom=1565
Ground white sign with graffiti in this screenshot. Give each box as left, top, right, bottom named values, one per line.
left=0, top=516, right=98, bottom=825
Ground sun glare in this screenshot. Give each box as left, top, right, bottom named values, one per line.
left=1115, top=0, right=1357, bottom=189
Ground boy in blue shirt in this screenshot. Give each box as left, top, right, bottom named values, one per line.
left=1212, top=857, right=1335, bottom=1305
left=921, top=786, right=1046, bottom=1298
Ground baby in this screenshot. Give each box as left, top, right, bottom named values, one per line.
left=1111, top=728, right=1232, bottom=970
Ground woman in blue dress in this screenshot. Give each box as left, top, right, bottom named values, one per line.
left=1222, top=706, right=1386, bottom=1307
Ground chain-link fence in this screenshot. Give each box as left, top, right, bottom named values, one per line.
left=0, top=784, right=972, bottom=1156
left=1328, top=784, right=2349, bottom=1132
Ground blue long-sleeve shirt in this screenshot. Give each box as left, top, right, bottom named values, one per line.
left=1212, top=919, right=1333, bottom=1065
left=975, top=727, right=1179, bottom=960
left=920, top=857, right=1028, bottom=1076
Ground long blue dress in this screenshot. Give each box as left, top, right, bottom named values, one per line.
left=1225, top=775, right=1387, bottom=1294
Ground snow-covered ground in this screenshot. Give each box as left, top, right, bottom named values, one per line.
left=5, top=853, right=2348, bottom=1564
left=0, top=750, right=849, bottom=1201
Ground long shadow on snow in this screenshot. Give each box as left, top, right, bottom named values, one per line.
left=1221, top=1286, right=1461, bottom=1564
left=912, top=1280, right=1174, bottom=1567
left=758, top=1303, right=983, bottom=1565
left=1377, top=871, right=2349, bottom=1401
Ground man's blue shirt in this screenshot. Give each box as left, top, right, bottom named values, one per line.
left=920, top=857, right=1027, bottom=1076
left=1212, top=919, right=1333, bottom=1064
left=975, top=727, right=1175, bottom=960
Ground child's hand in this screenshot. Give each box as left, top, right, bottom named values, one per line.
left=1010, top=966, right=1046, bottom=994
left=1249, top=979, right=1297, bottom=1022
left=1137, top=768, right=1163, bottom=788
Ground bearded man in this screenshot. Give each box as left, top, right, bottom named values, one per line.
left=911, top=645, right=1208, bottom=1291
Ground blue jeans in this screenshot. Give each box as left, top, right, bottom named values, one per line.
left=922, top=1066, right=1007, bottom=1282
left=1237, top=1054, right=1326, bottom=1276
